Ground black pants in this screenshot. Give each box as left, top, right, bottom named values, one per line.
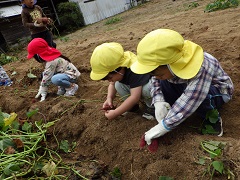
left=160, top=80, right=224, bottom=119
left=31, top=30, right=56, bottom=48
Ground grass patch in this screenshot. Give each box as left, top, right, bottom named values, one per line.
left=105, top=17, right=122, bottom=25
left=205, top=0, right=239, bottom=12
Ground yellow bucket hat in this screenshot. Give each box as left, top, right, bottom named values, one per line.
left=90, top=42, right=136, bottom=80
left=131, top=29, right=204, bottom=79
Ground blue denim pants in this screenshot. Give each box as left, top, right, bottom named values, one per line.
left=51, top=74, right=77, bottom=88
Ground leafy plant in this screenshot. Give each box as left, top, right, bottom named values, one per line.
left=201, top=109, right=219, bottom=135
left=27, top=61, right=37, bottom=79
left=105, top=17, right=122, bottom=25
left=197, top=140, right=235, bottom=179
left=0, top=109, right=88, bottom=179
left=205, top=0, right=239, bottom=12
left=0, top=54, right=18, bottom=66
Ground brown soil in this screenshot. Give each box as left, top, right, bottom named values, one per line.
left=1, top=0, right=240, bottom=179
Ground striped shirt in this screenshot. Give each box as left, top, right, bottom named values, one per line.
left=150, top=52, right=234, bottom=129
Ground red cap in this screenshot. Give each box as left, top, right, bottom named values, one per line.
left=27, top=38, right=61, bottom=61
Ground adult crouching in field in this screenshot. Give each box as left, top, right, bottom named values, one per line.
left=131, top=29, right=234, bottom=152
left=27, top=38, right=80, bottom=102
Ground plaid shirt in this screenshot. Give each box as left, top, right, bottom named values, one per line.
left=150, top=52, right=234, bottom=129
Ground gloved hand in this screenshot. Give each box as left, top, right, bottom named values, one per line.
left=140, top=120, right=170, bottom=152
left=140, top=135, right=159, bottom=153
left=145, top=120, right=170, bottom=145
left=154, top=102, right=171, bottom=123
left=35, top=86, right=48, bottom=102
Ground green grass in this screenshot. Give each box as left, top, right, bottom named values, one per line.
left=205, top=0, right=239, bottom=12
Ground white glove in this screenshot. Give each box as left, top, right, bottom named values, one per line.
left=35, top=86, right=48, bottom=102
left=154, top=102, right=171, bottom=123
left=145, top=120, right=170, bottom=145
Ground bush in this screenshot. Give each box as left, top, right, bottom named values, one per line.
left=57, top=2, right=85, bottom=31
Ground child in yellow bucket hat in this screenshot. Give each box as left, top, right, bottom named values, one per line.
left=131, top=29, right=234, bottom=152
left=90, top=42, right=158, bottom=120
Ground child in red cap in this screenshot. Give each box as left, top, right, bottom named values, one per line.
left=27, top=38, right=80, bottom=102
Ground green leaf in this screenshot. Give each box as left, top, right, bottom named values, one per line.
left=60, top=140, right=70, bottom=153
left=11, top=71, right=17, bottom=75
left=203, top=142, right=218, bottom=151
left=197, top=157, right=205, bottom=165
left=212, top=161, right=224, bottom=174
left=3, top=164, right=20, bottom=175
left=11, top=121, right=20, bottom=130
left=0, top=111, right=10, bottom=129
left=22, top=122, right=32, bottom=132
left=0, top=116, right=4, bottom=130
left=36, top=120, right=43, bottom=127
left=206, top=109, right=219, bottom=123
left=202, top=124, right=217, bottom=135
left=43, top=121, right=55, bottom=128
left=0, top=138, right=15, bottom=151
left=71, top=141, right=77, bottom=149
left=26, top=108, right=39, bottom=118
left=27, top=73, right=37, bottom=78
left=33, top=161, right=45, bottom=174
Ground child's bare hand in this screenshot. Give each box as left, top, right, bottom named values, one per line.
left=105, top=110, right=117, bottom=120
left=36, top=17, right=50, bottom=24
left=102, top=99, right=114, bottom=110
left=100, top=106, right=115, bottom=111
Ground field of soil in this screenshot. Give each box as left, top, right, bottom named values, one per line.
left=1, top=0, right=240, bottom=179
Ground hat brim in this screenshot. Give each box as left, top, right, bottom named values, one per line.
left=27, top=53, right=34, bottom=59
left=130, top=60, right=158, bottom=74
left=169, top=41, right=204, bottom=79
left=90, top=71, right=108, bottom=80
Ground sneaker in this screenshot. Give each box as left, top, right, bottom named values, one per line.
left=201, top=117, right=223, bottom=137
left=64, top=83, right=78, bottom=96
left=57, top=86, right=66, bottom=95
left=142, top=106, right=155, bottom=120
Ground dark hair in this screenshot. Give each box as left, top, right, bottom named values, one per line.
left=33, top=54, right=45, bottom=63
left=33, top=54, right=71, bottom=63
left=101, top=67, right=123, bottom=80
left=60, top=55, right=71, bottom=62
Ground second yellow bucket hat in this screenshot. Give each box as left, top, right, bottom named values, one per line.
left=131, top=29, right=204, bottom=79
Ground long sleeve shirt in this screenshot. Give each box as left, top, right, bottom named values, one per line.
left=150, top=52, right=234, bottom=129
left=21, top=5, right=48, bottom=34
left=41, top=57, right=81, bottom=87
